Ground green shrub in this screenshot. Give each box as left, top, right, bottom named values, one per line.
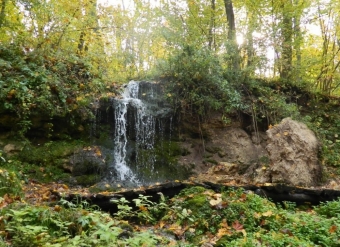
left=0, top=45, right=97, bottom=136
left=242, top=78, right=300, bottom=126
left=1, top=198, right=169, bottom=247
left=157, top=187, right=340, bottom=246
left=315, top=199, right=340, bottom=218
left=0, top=169, right=22, bottom=196
left=159, top=46, right=244, bottom=119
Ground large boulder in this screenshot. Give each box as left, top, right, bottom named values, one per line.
left=255, top=118, right=322, bottom=186
left=67, top=146, right=109, bottom=186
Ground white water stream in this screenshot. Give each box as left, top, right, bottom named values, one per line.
left=112, top=81, right=156, bottom=184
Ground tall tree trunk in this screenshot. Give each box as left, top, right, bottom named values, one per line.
left=280, top=1, right=293, bottom=80
left=224, top=0, right=236, bottom=41
left=77, top=0, right=99, bottom=55
left=208, top=0, right=216, bottom=50
left=293, top=0, right=302, bottom=80
left=77, top=31, right=87, bottom=54
left=223, top=0, right=239, bottom=70
left=0, top=0, right=7, bottom=28
left=246, top=10, right=255, bottom=69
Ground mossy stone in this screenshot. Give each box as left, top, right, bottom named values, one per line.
left=75, top=174, right=101, bottom=186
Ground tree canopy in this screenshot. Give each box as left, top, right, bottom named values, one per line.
left=0, top=0, right=339, bottom=94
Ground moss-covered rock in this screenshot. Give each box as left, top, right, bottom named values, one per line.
left=75, top=174, right=101, bottom=186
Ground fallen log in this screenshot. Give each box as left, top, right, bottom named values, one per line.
left=54, top=181, right=340, bottom=213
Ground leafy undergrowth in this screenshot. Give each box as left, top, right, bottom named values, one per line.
left=1, top=181, right=340, bottom=246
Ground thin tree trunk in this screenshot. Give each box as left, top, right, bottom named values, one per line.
left=0, top=0, right=7, bottom=28
left=224, top=0, right=236, bottom=41
left=223, top=0, right=239, bottom=70
left=246, top=11, right=255, bottom=69
left=293, top=0, right=302, bottom=80
left=78, top=0, right=99, bottom=55
left=208, top=0, right=216, bottom=50
left=280, top=1, right=293, bottom=80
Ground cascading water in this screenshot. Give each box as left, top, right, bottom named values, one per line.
left=112, top=84, right=139, bottom=184
left=91, top=80, right=190, bottom=188
left=110, top=81, right=167, bottom=186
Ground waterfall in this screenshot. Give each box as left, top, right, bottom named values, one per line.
left=111, top=81, right=158, bottom=185
left=112, top=92, right=139, bottom=184
left=90, top=80, right=190, bottom=187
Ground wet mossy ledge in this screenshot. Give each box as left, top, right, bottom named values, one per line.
left=0, top=140, right=86, bottom=185
left=0, top=135, right=193, bottom=189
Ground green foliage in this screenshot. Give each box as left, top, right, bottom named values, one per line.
left=301, top=99, right=340, bottom=169
left=315, top=198, right=340, bottom=218
left=0, top=169, right=22, bottom=196
left=2, top=141, right=85, bottom=183
left=0, top=198, right=168, bottom=247
left=2, top=186, right=340, bottom=246
left=0, top=45, right=97, bottom=136
left=242, top=78, right=301, bottom=126
left=111, top=193, right=169, bottom=224
left=110, top=197, right=133, bottom=220
left=158, top=186, right=340, bottom=246
left=159, top=46, right=244, bottom=118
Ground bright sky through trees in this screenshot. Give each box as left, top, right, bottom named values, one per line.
left=96, top=0, right=337, bottom=85
left=1, top=0, right=338, bottom=93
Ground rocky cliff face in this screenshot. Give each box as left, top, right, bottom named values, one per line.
left=179, top=116, right=323, bottom=187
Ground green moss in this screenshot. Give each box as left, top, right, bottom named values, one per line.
left=18, top=140, right=83, bottom=165
left=4, top=140, right=86, bottom=183
left=93, top=124, right=113, bottom=148
left=185, top=195, right=208, bottom=213
left=75, top=174, right=101, bottom=186
left=258, top=155, right=270, bottom=165
left=118, top=222, right=134, bottom=232
left=133, top=140, right=192, bottom=183
left=203, top=153, right=213, bottom=158
left=218, top=151, right=227, bottom=158
left=178, top=186, right=207, bottom=196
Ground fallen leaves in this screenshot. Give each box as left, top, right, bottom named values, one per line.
left=158, top=221, right=166, bottom=229
left=209, top=193, right=222, bottom=206
left=82, top=146, right=102, bottom=157
left=168, top=223, right=187, bottom=237
left=204, top=192, right=228, bottom=208
left=0, top=194, right=21, bottom=209
left=329, top=225, right=337, bottom=233
left=217, top=219, right=231, bottom=238
left=280, top=228, right=293, bottom=236
left=262, top=210, right=273, bottom=217
left=53, top=205, right=62, bottom=212
left=217, top=227, right=231, bottom=238
left=23, top=181, right=69, bottom=204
